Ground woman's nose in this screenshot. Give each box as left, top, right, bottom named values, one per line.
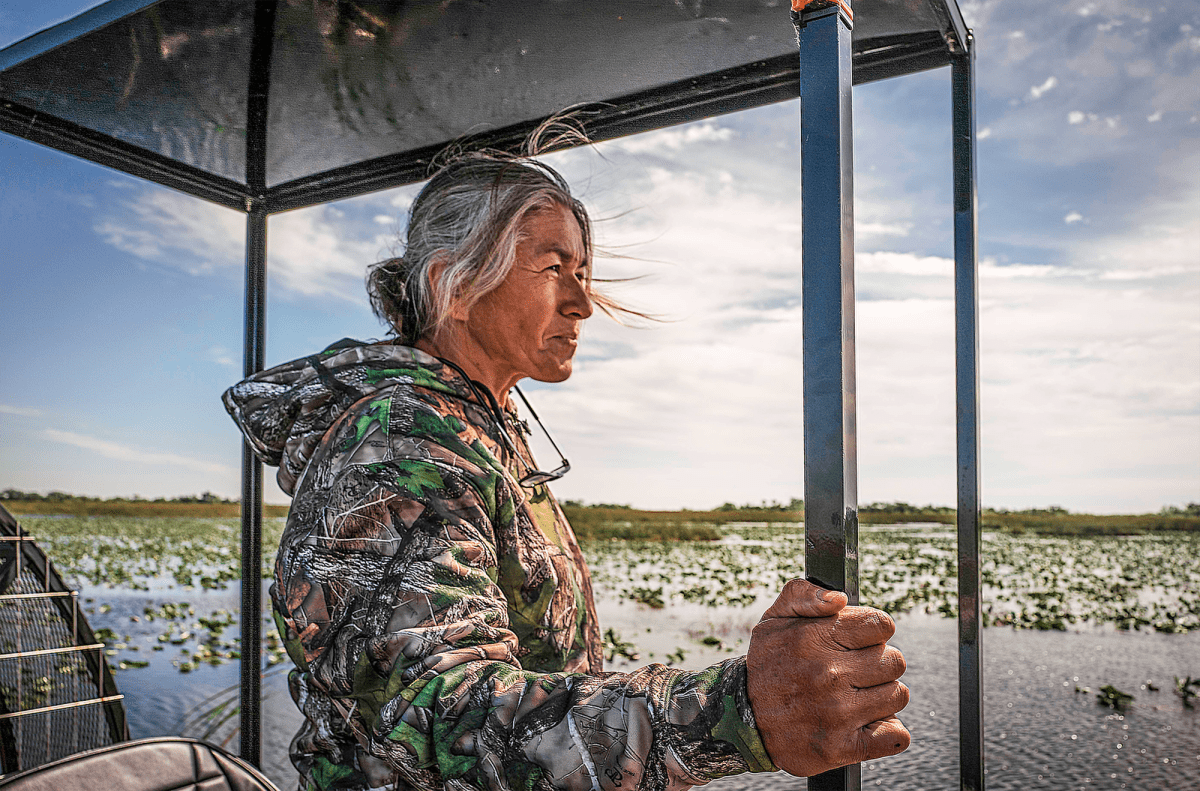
left=563, top=277, right=594, bottom=320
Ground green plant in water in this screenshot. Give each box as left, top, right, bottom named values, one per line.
left=628, top=587, right=666, bottom=609
left=602, top=628, right=640, bottom=663
left=1175, top=676, right=1199, bottom=708
left=1096, top=684, right=1134, bottom=711
left=664, top=647, right=688, bottom=666
left=174, top=665, right=290, bottom=748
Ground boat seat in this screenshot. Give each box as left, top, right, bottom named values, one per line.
left=0, top=737, right=282, bottom=791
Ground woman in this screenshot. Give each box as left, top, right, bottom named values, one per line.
left=224, top=148, right=909, bottom=791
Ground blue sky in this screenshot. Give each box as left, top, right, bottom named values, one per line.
left=1, top=0, right=1197, bottom=512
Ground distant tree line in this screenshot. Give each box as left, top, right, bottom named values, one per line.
left=1158, top=503, right=1200, bottom=516
left=0, top=489, right=237, bottom=504
left=714, top=498, right=805, bottom=513
left=561, top=500, right=633, bottom=510
left=4, top=489, right=1197, bottom=520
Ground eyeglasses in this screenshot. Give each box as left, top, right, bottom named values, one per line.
left=510, top=385, right=571, bottom=487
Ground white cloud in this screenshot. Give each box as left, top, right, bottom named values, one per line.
left=207, top=346, right=236, bottom=367
left=511, top=139, right=1199, bottom=513
left=95, top=187, right=398, bottom=300
left=1147, top=111, right=1163, bottom=122
left=1068, top=111, right=1086, bottom=124
left=859, top=252, right=952, bottom=277
left=1099, top=266, right=1188, bottom=281
left=269, top=209, right=392, bottom=298
left=1029, top=76, right=1058, bottom=100
left=519, top=129, right=1199, bottom=512
left=45, top=429, right=234, bottom=475
left=858, top=252, right=1090, bottom=281
left=0, top=404, right=41, bottom=417
left=1064, top=211, right=1084, bottom=223
left=617, top=122, right=735, bottom=155
left=977, top=127, right=993, bottom=140
left=95, top=190, right=242, bottom=268
left=980, top=261, right=1083, bottom=279
left=857, top=222, right=912, bottom=238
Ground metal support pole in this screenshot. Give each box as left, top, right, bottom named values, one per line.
left=240, top=205, right=267, bottom=767
left=796, top=4, right=859, bottom=790
left=952, top=33, right=984, bottom=791
left=240, top=0, right=276, bottom=767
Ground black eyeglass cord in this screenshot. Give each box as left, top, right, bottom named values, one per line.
left=431, top=355, right=569, bottom=486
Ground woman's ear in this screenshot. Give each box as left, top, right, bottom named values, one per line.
left=427, top=254, right=470, bottom=324
left=447, top=294, right=470, bottom=323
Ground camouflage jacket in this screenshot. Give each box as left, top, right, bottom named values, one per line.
left=223, top=341, right=776, bottom=791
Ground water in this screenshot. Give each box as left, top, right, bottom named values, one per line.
left=16, top=517, right=1199, bottom=790
left=92, top=589, right=1200, bottom=791
left=597, top=600, right=1200, bottom=791
left=67, top=580, right=302, bottom=786
left=708, top=615, right=1200, bottom=790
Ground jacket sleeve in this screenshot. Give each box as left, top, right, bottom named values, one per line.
left=273, top=458, right=777, bottom=791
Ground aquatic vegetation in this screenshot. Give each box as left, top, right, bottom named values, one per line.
left=664, top=647, right=688, bottom=665
left=18, top=516, right=286, bottom=589
left=627, top=586, right=666, bottom=609
left=0, top=666, right=56, bottom=711
left=583, top=524, right=1200, bottom=632
left=1176, top=676, right=1200, bottom=708
left=602, top=628, right=640, bottom=662
left=13, top=515, right=1200, bottom=687
left=175, top=609, right=241, bottom=672
left=174, top=665, right=291, bottom=746
left=559, top=502, right=1200, bottom=537
left=1097, top=684, right=1135, bottom=711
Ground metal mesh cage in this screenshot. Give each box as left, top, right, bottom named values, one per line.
left=0, top=507, right=128, bottom=775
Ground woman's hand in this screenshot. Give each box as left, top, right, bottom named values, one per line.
left=746, top=579, right=911, bottom=777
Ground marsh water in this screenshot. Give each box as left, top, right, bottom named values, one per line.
left=13, top=516, right=1200, bottom=790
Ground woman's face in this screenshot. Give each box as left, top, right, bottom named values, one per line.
left=460, top=202, right=594, bottom=389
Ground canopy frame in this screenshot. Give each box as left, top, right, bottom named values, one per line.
left=0, top=2, right=982, bottom=788
left=797, top=7, right=861, bottom=789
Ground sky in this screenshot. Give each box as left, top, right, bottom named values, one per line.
left=1, top=0, right=1197, bottom=513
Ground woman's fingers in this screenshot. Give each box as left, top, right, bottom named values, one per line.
left=849, top=681, right=910, bottom=728
left=857, top=715, right=912, bottom=762
left=760, top=578, right=847, bottom=620
left=848, top=644, right=907, bottom=690
left=829, top=606, right=896, bottom=650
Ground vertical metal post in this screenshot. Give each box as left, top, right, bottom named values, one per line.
left=240, top=0, right=276, bottom=768
left=796, top=3, right=859, bottom=790
left=953, top=33, right=984, bottom=791
left=240, top=205, right=267, bottom=767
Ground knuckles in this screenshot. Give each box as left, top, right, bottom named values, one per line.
left=881, top=645, right=907, bottom=679
left=750, top=589, right=912, bottom=777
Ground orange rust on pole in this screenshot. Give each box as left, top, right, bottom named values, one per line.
left=792, top=0, right=853, bottom=22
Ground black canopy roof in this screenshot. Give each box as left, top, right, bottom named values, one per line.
left=0, top=0, right=966, bottom=214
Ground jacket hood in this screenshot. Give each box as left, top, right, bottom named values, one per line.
left=222, top=339, right=473, bottom=495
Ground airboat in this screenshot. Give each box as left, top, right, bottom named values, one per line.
left=0, top=2, right=981, bottom=789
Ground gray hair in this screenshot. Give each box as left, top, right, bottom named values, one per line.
left=367, top=152, right=594, bottom=344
